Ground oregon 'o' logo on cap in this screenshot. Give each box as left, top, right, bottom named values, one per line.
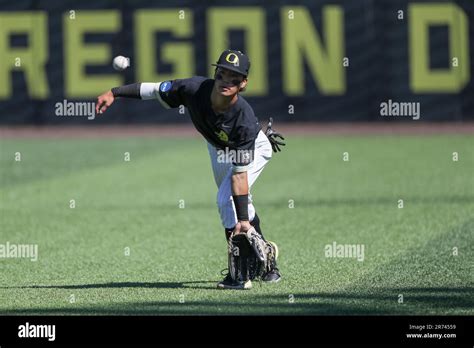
left=225, top=53, right=240, bottom=66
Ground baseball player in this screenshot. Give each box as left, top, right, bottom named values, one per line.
left=96, top=50, right=286, bottom=290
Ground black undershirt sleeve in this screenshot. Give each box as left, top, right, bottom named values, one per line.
left=111, top=83, right=142, bottom=99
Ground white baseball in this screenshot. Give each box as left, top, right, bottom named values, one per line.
left=113, top=56, right=130, bottom=71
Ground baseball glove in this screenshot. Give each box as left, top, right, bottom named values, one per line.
left=264, top=117, right=286, bottom=152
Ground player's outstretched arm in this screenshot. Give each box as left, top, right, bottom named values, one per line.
left=96, top=82, right=174, bottom=115
left=96, top=83, right=142, bottom=115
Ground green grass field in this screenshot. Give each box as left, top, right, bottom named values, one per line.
left=0, top=134, right=473, bottom=315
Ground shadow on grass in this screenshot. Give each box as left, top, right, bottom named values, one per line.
left=0, top=281, right=217, bottom=290
left=1, top=286, right=472, bottom=315
left=267, top=287, right=474, bottom=310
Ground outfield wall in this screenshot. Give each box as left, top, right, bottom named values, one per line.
left=0, top=0, right=472, bottom=124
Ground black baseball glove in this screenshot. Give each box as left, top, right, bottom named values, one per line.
left=264, top=117, right=286, bottom=153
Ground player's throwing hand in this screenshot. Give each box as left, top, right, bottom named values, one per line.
left=96, top=91, right=115, bottom=115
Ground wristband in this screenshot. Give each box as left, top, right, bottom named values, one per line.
left=233, top=194, right=249, bottom=221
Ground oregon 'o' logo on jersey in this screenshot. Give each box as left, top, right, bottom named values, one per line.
left=159, top=81, right=172, bottom=92
left=225, top=53, right=240, bottom=67
left=215, top=130, right=229, bottom=142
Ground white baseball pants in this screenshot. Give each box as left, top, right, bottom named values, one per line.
left=207, top=130, right=272, bottom=229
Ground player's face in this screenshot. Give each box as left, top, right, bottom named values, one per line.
left=215, top=68, right=246, bottom=96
